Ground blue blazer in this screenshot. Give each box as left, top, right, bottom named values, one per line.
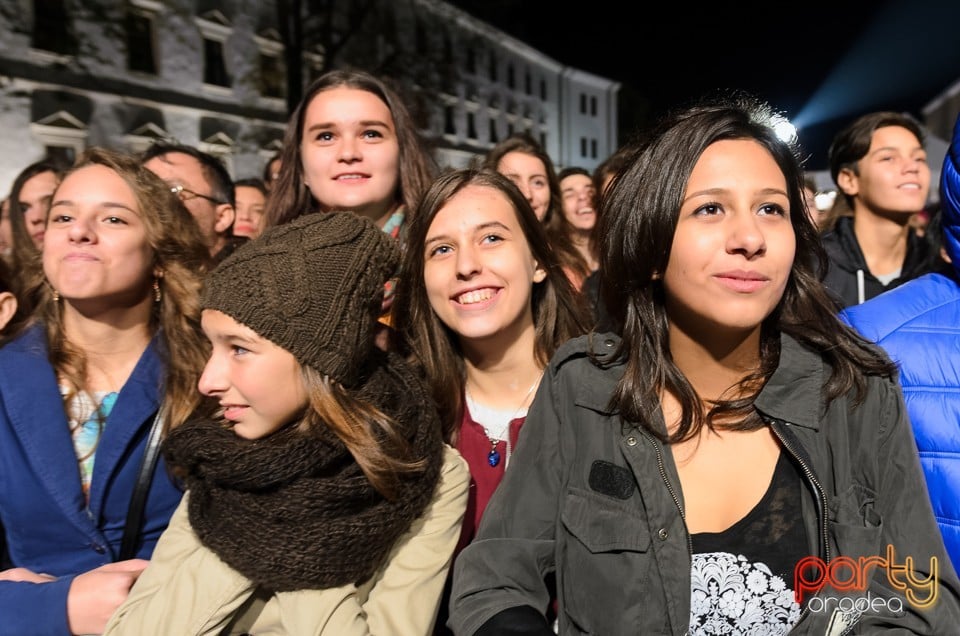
left=0, top=324, right=184, bottom=635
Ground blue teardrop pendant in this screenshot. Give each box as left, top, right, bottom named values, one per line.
left=487, top=447, right=501, bottom=467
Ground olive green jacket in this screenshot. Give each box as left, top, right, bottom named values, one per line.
left=450, top=333, right=960, bottom=635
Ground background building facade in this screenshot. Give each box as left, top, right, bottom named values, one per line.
left=0, top=0, right=620, bottom=193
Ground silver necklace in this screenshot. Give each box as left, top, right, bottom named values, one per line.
left=466, top=371, right=543, bottom=468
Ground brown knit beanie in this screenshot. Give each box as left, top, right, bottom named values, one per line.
left=202, top=212, right=399, bottom=387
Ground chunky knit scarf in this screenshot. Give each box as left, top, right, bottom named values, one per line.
left=162, top=350, right=443, bottom=592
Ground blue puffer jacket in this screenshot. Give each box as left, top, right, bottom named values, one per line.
left=842, top=111, right=960, bottom=571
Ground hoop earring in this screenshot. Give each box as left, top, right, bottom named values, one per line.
left=153, top=277, right=161, bottom=303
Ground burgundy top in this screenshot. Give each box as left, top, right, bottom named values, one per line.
left=453, top=400, right=525, bottom=556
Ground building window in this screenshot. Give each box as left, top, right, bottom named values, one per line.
left=31, top=110, right=88, bottom=162
left=488, top=53, right=497, bottom=81
left=507, top=122, right=514, bottom=136
left=466, top=48, right=476, bottom=74
left=507, top=64, right=515, bottom=89
left=443, top=32, right=453, bottom=60
left=46, top=145, right=75, bottom=165
left=467, top=112, right=477, bottom=140
left=255, top=32, right=285, bottom=99
left=198, top=118, right=238, bottom=167
left=579, top=94, right=587, bottom=114
left=466, top=82, right=479, bottom=102
left=203, top=38, right=230, bottom=86
left=591, top=139, right=598, bottom=159
left=489, top=119, right=498, bottom=144
left=126, top=6, right=156, bottom=74
left=540, top=79, right=547, bottom=100
left=590, top=96, right=598, bottom=116
left=258, top=52, right=284, bottom=98
left=525, top=72, right=531, bottom=95
left=32, top=0, right=75, bottom=55
left=540, top=132, right=546, bottom=148
left=580, top=137, right=587, bottom=157
left=197, top=12, right=233, bottom=89
left=444, top=105, right=456, bottom=135
left=415, top=19, right=428, bottom=56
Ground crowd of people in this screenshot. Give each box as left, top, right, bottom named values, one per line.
left=0, top=67, right=958, bottom=635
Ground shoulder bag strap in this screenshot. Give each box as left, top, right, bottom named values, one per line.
left=118, top=408, right=164, bottom=561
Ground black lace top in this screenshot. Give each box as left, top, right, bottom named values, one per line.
left=688, top=451, right=808, bottom=635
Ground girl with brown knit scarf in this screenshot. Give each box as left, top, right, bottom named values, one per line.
left=105, top=212, right=469, bottom=635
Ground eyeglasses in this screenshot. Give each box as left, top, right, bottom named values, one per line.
left=169, top=184, right=225, bottom=205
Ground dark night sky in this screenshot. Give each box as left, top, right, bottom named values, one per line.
left=446, top=0, right=960, bottom=171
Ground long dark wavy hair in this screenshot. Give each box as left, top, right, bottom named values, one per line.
left=599, top=94, right=897, bottom=444
left=393, top=168, right=591, bottom=443
left=263, top=69, right=437, bottom=231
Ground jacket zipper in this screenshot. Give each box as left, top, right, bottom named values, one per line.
left=639, top=417, right=833, bottom=632
left=640, top=430, right=693, bottom=557
left=638, top=430, right=693, bottom=636
left=768, top=418, right=829, bottom=562
left=768, top=417, right=831, bottom=626
left=639, top=421, right=829, bottom=562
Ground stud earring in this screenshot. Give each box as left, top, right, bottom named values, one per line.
left=52, top=288, right=60, bottom=302
left=153, top=277, right=161, bottom=303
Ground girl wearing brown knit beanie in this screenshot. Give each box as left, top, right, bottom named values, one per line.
left=105, top=212, right=469, bottom=635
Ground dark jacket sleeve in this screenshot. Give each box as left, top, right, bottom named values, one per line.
left=472, top=605, right=553, bottom=635
left=858, top=376, right=960, bottom=632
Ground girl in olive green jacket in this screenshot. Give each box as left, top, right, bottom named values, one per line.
left=450, top=96, right=960, bottom=635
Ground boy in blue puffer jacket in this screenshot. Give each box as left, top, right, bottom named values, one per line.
left=843, top=111, right=960, bottom=571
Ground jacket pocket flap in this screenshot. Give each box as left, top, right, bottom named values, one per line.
left=561, top=486, right=650, bottom=553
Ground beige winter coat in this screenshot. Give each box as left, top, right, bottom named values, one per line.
left=105, top=445, right=469, bottom=636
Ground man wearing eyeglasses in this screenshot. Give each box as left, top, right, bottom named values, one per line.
left=142, top=143, right=241, bottom=264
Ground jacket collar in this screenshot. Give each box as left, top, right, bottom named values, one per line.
left=571, top=332, right=824, bottom=431
left=567, top=333, right=623, bottom=415
left=87, top=331, right=164, bottom=517
left=753, top=333, right=823, bottom=431
left=828, top=216, right=932, bottom=280
left=826, top=216, right=869, bottom=273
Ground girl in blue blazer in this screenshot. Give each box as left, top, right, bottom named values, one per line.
left=0, top=147, right=210, bottom=635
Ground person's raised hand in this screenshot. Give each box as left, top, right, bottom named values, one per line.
left=66, top=559, right=148, bottom=635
